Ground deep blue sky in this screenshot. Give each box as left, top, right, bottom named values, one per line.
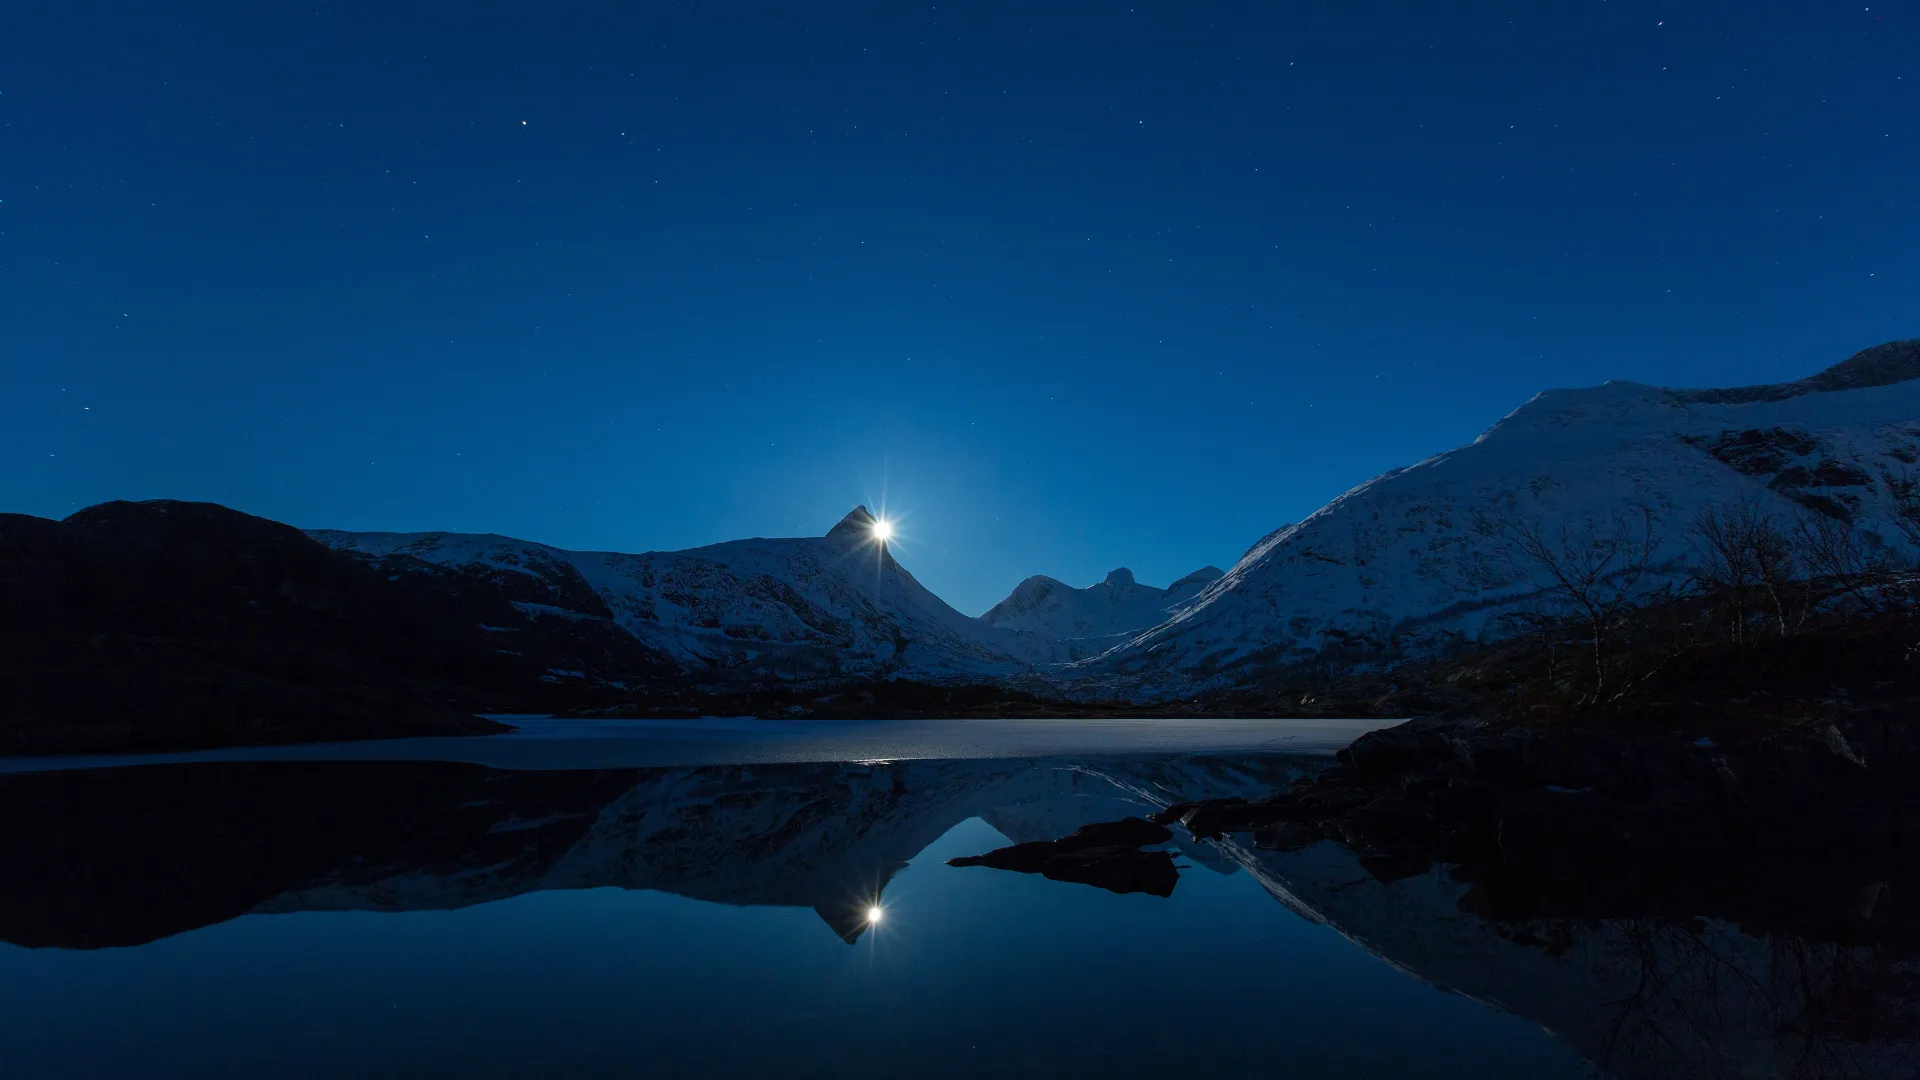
left=3, top=1, right=1914, bottom=614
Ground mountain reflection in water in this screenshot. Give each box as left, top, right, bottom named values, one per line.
left=1, top=754, right=1916, bottom=1079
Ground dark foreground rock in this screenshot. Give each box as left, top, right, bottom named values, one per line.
left=948, top=817, right=1179, bottom=896
left=1293, top=712, right=1920, bottom=875
left=1206, top=712, right=1920, bottom=930
left=988, top=712, right=1920, bottom=940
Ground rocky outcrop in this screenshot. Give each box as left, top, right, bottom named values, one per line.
left=947, top=817, right=1179, bottom=896
left=1144, top=712, right=1920, bottom=927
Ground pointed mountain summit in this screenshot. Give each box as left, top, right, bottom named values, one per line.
left=825, top=505, right=878, bottom=545
left=314, top=503, right=1051, bottom=684
left=1167, top=566, right=1225, bottom=593
left=1669, top=338, right=1920, bottom=405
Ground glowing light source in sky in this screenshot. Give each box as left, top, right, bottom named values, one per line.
left=871, top=520, right=894, bottom=542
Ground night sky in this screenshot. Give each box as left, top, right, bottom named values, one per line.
left=3, top=2, right=1913, bottom=614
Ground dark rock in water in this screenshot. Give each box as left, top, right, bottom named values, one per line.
left=1450, top=734, right=1530, bottom=786
left=1154, top=796, right=1298, bottom=838
left=1029, top=846, right=1179, bottom=897
left=1345, top=724, right=1440, bottom=776
left=1150, top=801, right=1200, bottom=826
left=1179, top=798, right=1252, bottom=837
left=948, top=816, right=1179, bottom=897
left=1206, top=708, right=1920, bottom=935
left=1253, top=821, right=1324, bottom=852
left=1340, top=796, right=1438, bottom=855
left=1495, top=788, right=1630, bottom=872
left=1293, top=781, right=1375, bottom=818
left=1059, top=817, right=1173, bottom=848
left=1357, top=851, right=1434, bottom=884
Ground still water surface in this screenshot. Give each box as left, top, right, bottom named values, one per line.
left=0, top=720, right=1903, bottom=1078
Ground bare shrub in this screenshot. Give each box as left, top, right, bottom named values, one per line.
left=1476, top=506, right=1667, bottom=701
left=1879, top=469, right=1920, bottom=573
left=1793, top=510, right=1893, bottom=616
left=1691, top=499, right=1805, bottom=643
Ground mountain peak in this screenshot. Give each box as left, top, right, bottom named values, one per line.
left=1808, top=338, right=1920, bottom=392
left=1104, top=568, right=1135, bottom=588
left=824, top=505, right=877, bottom=543
left=1670, top=339, right=1920, bottom=406
left=1168, top=566, right=1225, bottom=592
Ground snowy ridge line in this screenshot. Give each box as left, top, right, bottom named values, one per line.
left=311, top=340, right=1920, bottom=701
left=1070, top=339, right=1920, bottom=699
left=313, top=506, right=1068, bottom=686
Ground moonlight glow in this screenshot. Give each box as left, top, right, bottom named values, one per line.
left=871, top=520, right=894, bottom=542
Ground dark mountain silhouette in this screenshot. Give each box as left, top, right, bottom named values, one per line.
left=0, top=500, right=676, bottom=754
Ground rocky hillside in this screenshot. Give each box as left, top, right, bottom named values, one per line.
left=1079, top=339, right=1920, bottom=698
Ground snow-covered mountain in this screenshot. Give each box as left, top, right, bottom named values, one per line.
left=303, top=338, right=1920, bottom=702
left=1081, top=339, right=1920, bottom=697
left=978, top=565, right=1222, bottom=660
left=311, top=506, right=1054, bottom=687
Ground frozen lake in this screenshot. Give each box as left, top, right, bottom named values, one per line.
left=0, top=715, right=1387, bottom=773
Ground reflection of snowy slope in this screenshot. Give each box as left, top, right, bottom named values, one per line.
left=1199, top=836, right=1920, bottom=1080
left=1084, top=341, right=1920, bottom=697
left=312, top=507, right=1057, bottom=686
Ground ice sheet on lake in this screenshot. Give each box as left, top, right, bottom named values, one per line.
left=0, top=715, right=1385, bottom=774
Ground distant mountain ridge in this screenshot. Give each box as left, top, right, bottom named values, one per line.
left=979, top=565, right=1223, bottom=659
left=312, top=505, right=1062, bottom=687
left=10, top=338, right=1920, bottom=747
